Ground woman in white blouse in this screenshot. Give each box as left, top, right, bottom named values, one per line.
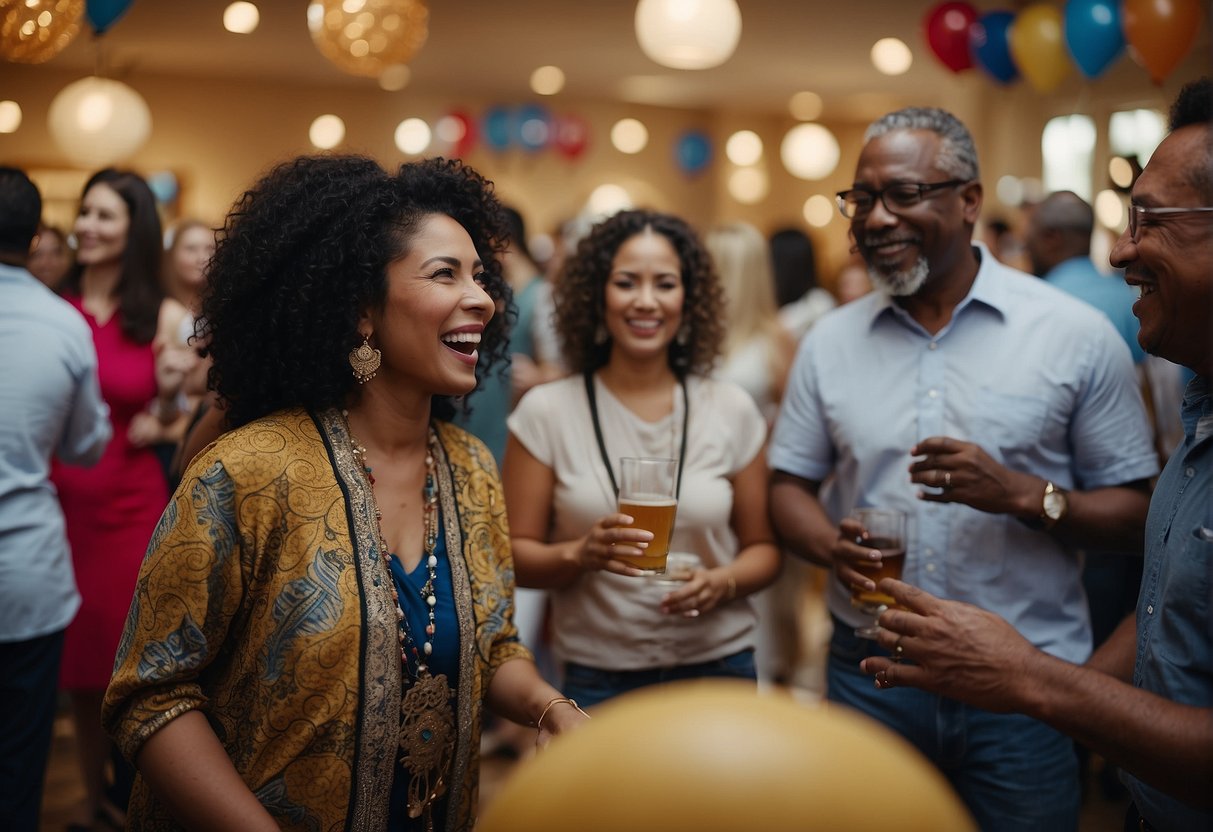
left=504, top=209, right=781, bottom=708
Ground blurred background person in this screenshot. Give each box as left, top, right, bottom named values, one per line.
left=0, top=167, right=111, bottom=832
left=769, top=226, right=835, bottom=342
left=155, top=219, right=217, bottom=484
left=50, top=168, right=193, bottom=831
left=505, top=209, right=781, bottom=708
left=454, top=204, right=561, bottom=758
left=705, top=221, right=806, bottom=689
left=27, top=222, right=73, bottom=291
left=833, top=252, right=873, bottom=305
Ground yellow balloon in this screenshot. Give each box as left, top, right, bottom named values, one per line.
left=1009, top=4, right=1071, bottom=93
left=479, top=681, right=977, bottom=832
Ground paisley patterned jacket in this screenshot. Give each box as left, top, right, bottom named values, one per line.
left=103, top=408, right=530, bottom=831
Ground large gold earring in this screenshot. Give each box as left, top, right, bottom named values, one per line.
left=349, top=335, right=381, bottom=384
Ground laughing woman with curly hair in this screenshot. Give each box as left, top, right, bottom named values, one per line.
left=504, top=210, right=782, bottom=708
left=102, top=155, right=586, bottom=832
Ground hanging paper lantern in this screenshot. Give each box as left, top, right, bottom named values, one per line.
left=306, top=0, right=428, bottom=79
left=0, top=0, right=84, bottom=64
left=634, top=0, right=742, bottom=70
left=48, top=76, right=152, bottom=167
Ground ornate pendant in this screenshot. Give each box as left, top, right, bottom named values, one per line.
left=400, top=672, right=454, bottom=819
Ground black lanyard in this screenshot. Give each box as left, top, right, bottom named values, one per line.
left=584, top=371, right=690, bottom=499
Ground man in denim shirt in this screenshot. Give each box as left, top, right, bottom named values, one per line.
left=769, top=107, right=1158, bottom=831
left=863, top=78, right=1212, bottom=832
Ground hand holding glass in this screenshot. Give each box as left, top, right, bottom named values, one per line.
left=849, top=508, right=907, bottom=639
left=617, top=457, right=677, bottom=575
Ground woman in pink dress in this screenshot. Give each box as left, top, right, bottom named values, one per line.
left=51, top=169, right=192, bottom=830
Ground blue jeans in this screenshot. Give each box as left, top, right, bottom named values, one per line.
left=828, top=619, right=1080, bottom=832
left=562, top=649, right=757, bottom=709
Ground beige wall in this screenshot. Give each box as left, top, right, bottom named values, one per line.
left=1, top=53, right=1202, bottom=288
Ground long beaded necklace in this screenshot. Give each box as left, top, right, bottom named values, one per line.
left=344, top=412, right=454, bottom=830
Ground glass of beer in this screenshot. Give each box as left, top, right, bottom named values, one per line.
left=849, top=508, right=907, bottom=639
left=617, top=456, right=678, bottom=575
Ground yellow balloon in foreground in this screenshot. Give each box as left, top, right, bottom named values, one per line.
left=479, top=680, right=976, bottom=832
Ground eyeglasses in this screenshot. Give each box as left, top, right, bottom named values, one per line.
left=1127, top=204, right=1213, bottom=242
left=836, top=180, right=969, bottom=219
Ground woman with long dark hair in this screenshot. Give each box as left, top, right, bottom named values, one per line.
left=51, top=168, right=193, bottom=830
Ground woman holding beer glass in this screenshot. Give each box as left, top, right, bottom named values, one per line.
left=504, top=209, right=781, bottom=708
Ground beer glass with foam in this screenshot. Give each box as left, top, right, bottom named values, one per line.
left=618, top=457, right=678, bottom=575
left=849, top=508, right=907, bottom=638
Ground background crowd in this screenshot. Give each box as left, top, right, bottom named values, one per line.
left=0, top=76, right=1208, bottom=832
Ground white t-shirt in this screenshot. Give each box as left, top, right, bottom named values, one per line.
left=508, top=373, right=766, bottom=669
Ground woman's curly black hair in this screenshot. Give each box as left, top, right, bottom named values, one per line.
left=200, top=155, right=512, bottom=428
left=554, top=209, right=724, bottom=377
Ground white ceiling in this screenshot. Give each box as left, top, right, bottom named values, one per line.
left=45, top=0, right=998, bottom=118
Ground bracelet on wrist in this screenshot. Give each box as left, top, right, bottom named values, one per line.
left=536, top=696, right=589, bottom=732
left=725, top=574, right=737, bottom=601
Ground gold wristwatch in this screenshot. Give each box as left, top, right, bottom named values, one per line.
left=1041, top=481, right=1069, bottom=530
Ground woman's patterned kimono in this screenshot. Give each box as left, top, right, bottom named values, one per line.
left=103, top=408, right=530, bottom=831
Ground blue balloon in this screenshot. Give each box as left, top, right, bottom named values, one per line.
left=515, top=103, right=550, bottom=153
left=482, top=106, right=513, bottom=151
left=675, top=130, right=712, bottom=175
left=86, top=0, right=134, bottom=34
left=968, top=11, right=1018, bottom=84
left=1063, top=0, right=1125, bottom=79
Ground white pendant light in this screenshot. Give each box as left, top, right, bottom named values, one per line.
left=634, top=0, right=741, bottom=70
left=48, top=77, right=151, bottom=168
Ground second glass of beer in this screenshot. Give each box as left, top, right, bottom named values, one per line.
left=617, top=456, right=678, bottom=575
left=850, top=507, right=907, bottom=638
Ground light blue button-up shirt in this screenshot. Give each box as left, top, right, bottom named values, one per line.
left=770, top=244, right=1159, bottom=663
left=0, top=263, right=110, bottom=642
left=1044, top=255, right=1145, bottom=364
left=1125, top=375, right=1212, bottom=831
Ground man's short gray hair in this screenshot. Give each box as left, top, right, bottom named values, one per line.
left=865, top=107, right=980, bottom=182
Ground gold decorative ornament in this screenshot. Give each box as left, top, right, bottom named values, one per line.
left=348, top=336, right=382, bottom=383
left=0, top=0, right=84, bottom=64
left=307, top=0, right=428, bottom=79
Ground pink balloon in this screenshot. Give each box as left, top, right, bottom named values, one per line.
left=923, top=1, right=978, bottom=73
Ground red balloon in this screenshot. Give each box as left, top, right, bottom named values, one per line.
left=552, top=114, right=590, bottom=161
left=1122, top=0, right=1204, bottom=84
left=923, top=1, right=978, bottom=72
left=437, top=110, right=476, bottom=158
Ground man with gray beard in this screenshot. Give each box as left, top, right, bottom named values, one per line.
left=767, top=107, right=1158, bottom=831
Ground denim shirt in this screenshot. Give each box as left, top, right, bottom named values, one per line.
left=1125, top=375, right=1213, bottom=831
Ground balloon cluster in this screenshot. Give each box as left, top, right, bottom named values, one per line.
left=472, top=105, right=591, bottom=160
left=923, top=0, right=1204, bottom=91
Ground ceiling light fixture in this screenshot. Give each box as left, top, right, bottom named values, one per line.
left=634, top=0, right=741, bottom=70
